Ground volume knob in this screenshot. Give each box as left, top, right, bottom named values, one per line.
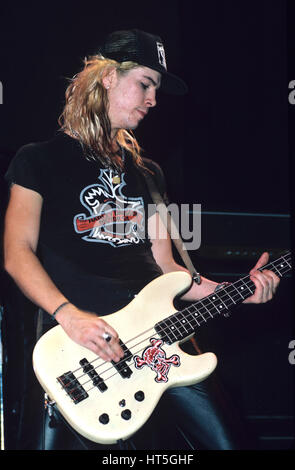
left=121, top=409, right=131, bottom=420
left=134, top=391, right=145, bottom=402
left=99, top=413, right=109, bottom=424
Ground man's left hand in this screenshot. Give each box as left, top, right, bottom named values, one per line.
left=243, top=252, right=280, bottom=304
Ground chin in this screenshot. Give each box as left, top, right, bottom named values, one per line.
left=126, top=121, right=140, bottom=130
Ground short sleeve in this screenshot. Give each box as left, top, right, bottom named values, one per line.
left=5, top=143, right=47, bottom=196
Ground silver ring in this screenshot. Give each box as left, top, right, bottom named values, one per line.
left=102, top=332, right=112, bottom=342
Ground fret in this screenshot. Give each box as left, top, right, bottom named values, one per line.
left=184, top=305, right=201, bottom=327
left=260, top=253, right=291, bottom=277
left=241, top=278, right=254, bottom=295
left=211, top=293, right=229, bottom=311
left=198, top=299, right=214, bottom=319
left=154, top=322, right=166, bottom=340
left=219, top=288, right=236, bottom=306
left=203, top=296, right=225, bottom=316
left=155, top=313, right=192, bottom=343
left=269, top=260, right=284, bottom=275
left=270, top=265, right=282, bottom=276
left=176, top=311, right=189, bottom=334
left=186, top=304, right=196, bottom=315
left=278, top=259, right=291, bottom=273
left=173, top=312, right=192, bottom=338
left=210, top=296, right=229, bottom=314
left=177, top=311, right=194, bottom=334
left=282, top=254, right=291, bottom=269
left=230, top=282, right=247, bottom=301
left=211, top=291, right=234, bottom=318
left=232, top=278, right=254, bottom=300
left=195, top=298, right=212, bottom=321
left=166, top=316, right=182, bottom=340
left=157, top=316, right=179, bottom=343
left=192, top=311, right=201, bottom=327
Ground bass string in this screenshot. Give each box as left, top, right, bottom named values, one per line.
left=75, top=311, right=197, bottom=386
left=74, top=271, right=258, bottom=390
left=75, top=327, right=156, bottom=381
left=81, top=269, right=269, bottom=391
left=184, top=258, right=291, bottom=321
left=75, top=321, right=187, bottom=390
left=69, top=257, right=292, bottom=390
left=82, top=332, right=164, bottom=393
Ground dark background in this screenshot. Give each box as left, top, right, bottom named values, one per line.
left=0, top=0, right=294, bottom=451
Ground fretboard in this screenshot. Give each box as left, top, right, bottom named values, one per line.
left=155, top=251, right=292, bottom=344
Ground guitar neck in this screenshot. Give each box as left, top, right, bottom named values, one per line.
left=155, top=251, right=292, bottom=344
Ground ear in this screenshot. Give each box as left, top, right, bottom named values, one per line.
left=102, top=66, right=118, bottom=90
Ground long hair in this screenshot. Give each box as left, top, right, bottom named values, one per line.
left=58, top=55, right=148, bottom=173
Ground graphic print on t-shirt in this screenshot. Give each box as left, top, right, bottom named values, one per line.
left=73, top=169, right=145, bottom=247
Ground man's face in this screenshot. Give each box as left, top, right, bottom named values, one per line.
left=106, top=66, right=161, bottom=133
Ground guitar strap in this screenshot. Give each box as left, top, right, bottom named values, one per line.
left=142, top=168, right=202, bottom=355
left=142, top=169, right=202, bottom=285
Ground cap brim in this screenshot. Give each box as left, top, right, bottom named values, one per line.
left=160, top=71, right=188, bottom=95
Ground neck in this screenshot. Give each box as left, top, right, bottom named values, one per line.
left=155, top=251, right=292, bottom=345
left=64, top=128, right=121, bottom=154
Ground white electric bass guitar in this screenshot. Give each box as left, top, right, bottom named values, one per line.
left=33, top=251, right=291, bottom=445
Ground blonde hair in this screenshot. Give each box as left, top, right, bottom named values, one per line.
left=58, top=55, right=148, bottom=173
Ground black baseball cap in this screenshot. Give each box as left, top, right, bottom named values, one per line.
left=98, top=29, right=188, bottom=95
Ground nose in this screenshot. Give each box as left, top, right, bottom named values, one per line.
left=145, top=88, right=157, bottom=108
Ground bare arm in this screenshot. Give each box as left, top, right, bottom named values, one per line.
left=4, top=184, right=124, bottom=362
left=149, top=212, right=280, bottom=303
left=4, top=184, right=68, bottom=312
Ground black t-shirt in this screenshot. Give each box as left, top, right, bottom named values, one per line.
left=5, top=132, right=167, bottom=314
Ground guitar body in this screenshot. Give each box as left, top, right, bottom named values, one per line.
left=33, top=271, right=217, bottom=444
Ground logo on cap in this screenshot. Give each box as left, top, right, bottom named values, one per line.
left=156, top=42, right=167, bottom=70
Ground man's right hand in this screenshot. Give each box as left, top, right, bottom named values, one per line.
left=55, top=304, right=125, bottom=363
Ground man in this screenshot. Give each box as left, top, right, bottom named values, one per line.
left=4, top=29, right=280, bottom=450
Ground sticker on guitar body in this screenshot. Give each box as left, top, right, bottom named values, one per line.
left=133, top=338, right=180, bottom=382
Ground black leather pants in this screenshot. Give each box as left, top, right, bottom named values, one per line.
left=162, top=379, right=250, bottom=450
